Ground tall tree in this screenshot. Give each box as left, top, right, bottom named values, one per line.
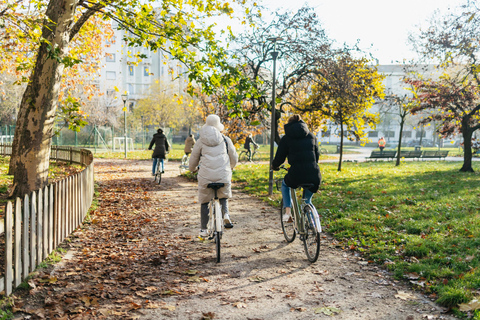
left=407, top=74, right=480, bottom=172
left=7, top=0, right=252, bottom=197
left=299, top=53, right=385, bottom=171
left=410, top=1, right=480, bottom=172
left=222, top=5, right=334, bottom=143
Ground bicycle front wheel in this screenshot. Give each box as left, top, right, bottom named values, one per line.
left=280, top=205, right=296, bottom=243
left=302, top=204, right=320, bottom=262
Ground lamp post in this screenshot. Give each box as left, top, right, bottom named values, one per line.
left=141, top=115, right=145, bottom=149
left=121, top=93, right=128, bottom=158
left=267, top=36, right=283, bottom=195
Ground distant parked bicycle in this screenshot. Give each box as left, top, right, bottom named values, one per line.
left=276, top=166, right=321, bottom=262
left=239, top=144, right=259, bottom=164
left=319, top=147, right=328, bottom=155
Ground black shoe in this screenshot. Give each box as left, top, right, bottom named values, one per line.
left=224, top=214, right=233, bottom=228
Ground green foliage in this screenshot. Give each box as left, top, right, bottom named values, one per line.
left=232, top=160, right=480, bottom=312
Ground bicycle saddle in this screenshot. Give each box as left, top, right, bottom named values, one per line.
left=207, top=182, right=225, bottom=190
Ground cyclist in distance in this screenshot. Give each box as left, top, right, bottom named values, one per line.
left=184, top=134, right=196, bottom=157
left=272, top=114, right=322, bottom=222
left=189, top=114, right=238, bottom=238
left=148, top=128, right=170, bottom=175
left=244, top=133, right=258, bottom=161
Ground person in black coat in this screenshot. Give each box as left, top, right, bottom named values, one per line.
left=272, top=115, right=322, bottom=222
left=148, top=128, right=170, bottom=175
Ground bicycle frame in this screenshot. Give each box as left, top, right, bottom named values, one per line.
left=210, top=199, right=223, bottom=234
left=289, top=185, right=322, bottom=234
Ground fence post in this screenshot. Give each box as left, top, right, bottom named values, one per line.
left=49, top=185, right=54, bottom=255
left=43, top=186, right=49, bottom=260
left=5, top=202, right=13, bottom=295
left=22, top=194, right=30, bottom=280
left=14, top=198, right=22, bottom=287
left=30, top=192, right=37, bottom=272
left=37, top=188, right=43, bottom=265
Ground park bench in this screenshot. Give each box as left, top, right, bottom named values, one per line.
left=398, top=150, right=422, bottom=160
left=366, top=150, right=397, bottom=161
left=421, top=150, right=449, bottom=160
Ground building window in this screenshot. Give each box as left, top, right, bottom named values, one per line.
left=368, top=131, right=378, bottom=138
left=321, top=130, right=330, bottom=137
left=402, top=131, right=412, bottom=138
left=416, top=131, right=426, bottom=138
left=106, top=71, right=116, bottom=80
left=106, top=53, right=115, bottom=62
left=128, top=84, right=134, bottom=95
left=385, top=131, right=395, bottom=138
left=144, top=67, right=149, bottom=76
left=129, top=66, right=134, bottom=76
left=106, top=90, right=115, bottom=97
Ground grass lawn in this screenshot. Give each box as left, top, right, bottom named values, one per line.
left=93, top=143, right=338, bottom=162
left=232, top=160, right=480, bottom=315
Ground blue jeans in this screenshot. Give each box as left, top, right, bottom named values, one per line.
left=281, top=180, right=313, bottom=208
left=152, top=158, right=164, bottom=174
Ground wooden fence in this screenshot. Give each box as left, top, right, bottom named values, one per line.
left=1, top=145, right=94, bottom=296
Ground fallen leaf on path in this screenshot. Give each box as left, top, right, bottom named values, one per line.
left=248, top=276, right=265, bottom=282
left=458, top=299, right=480, bottom=311
left=395, top=291, right=416, bottom=300
left=201, top=311, right=216, bottom=320
left=161, top=305, right=176, bottom=311
left=185, top=269, right=199, bottom=275
left=290, top=307, right=306, bottom=312
left=232, top=302, right=247, bottom=309
left=314, top=306, right=342, bottom=315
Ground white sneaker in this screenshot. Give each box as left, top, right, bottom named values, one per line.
left=223, top=214, right=233, bottom=228
left=283, top=208, right=292, bottom=222
left=199, top=229, right=208, bottom=239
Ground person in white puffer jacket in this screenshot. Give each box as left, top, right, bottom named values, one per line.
left=189, top=114, right=238, bottom=238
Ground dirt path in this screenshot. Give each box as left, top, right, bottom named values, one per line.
left=12, top=159, right=456, bottom=320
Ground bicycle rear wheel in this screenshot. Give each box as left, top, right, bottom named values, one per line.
left=280, top=204, right=296, bottom=243
left=302, top=204, right=320, bottom=262
left=239, top=151, right=249, bottom=164
left=215, top=232, right=221, bottom=263
left=157, top=172, right=162, bottom=184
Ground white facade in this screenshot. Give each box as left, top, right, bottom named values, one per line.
left=317, top=64, right=463, bottom=147
left=97, top=21, right=188, bottom=110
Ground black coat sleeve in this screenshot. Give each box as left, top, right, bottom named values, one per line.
left=148, top=138, right=155, bottom=150
left=272, top=137, right=288, bottom=169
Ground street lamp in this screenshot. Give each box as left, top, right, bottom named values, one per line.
left=267, top=36, right=283, bottom=195
left=121, top=92, right=128, bottom=158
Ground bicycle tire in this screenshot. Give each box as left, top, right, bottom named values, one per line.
left=215, top=232, right=221, bottom=263
left=280, top=204, right=296, bottom=243
left=157, top=172, right=162, bottom=184
left=239, top=151, right=249, bottom=164
left=302, top=204, right=320, bottom=262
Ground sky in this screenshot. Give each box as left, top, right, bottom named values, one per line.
left=256, top=0, right=466, bottom=64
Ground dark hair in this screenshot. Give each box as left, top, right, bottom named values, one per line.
left=189, top=134, right=194, bottom=137
left=157, top=128, right=163, bottom=134
left=288, top=114, right=302, bottom=124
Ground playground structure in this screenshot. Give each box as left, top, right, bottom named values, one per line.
left=113, top=137, right=135, bottom=152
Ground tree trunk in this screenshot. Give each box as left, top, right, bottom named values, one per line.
left=9, top=0, right=77, bottom=198
left=338, top=123, right=344, bottom=171
left=395, top=116, right=405, bottom=166
left=459, top=126, right=474, bottom=172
